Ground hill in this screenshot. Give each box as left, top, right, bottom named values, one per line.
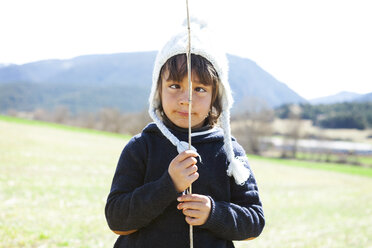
left=0, top=52, right=306, bottom=114
left=309, top=91, right=362, bottom=105
left=309, top=91, right=372, bottom=105
left=227, top=55, right=305, bottom=107
left=355, top=92, right=372, bottom=102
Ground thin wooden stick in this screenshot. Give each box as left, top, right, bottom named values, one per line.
left=185, top=0, right=193, bottom=248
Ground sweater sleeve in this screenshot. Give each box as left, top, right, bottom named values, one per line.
left=199, top=142, right=265, bottom=240
left=105, top=135, right=180, bottom=232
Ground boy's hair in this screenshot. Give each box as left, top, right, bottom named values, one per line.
left=156, top=54, right=222, bottom=126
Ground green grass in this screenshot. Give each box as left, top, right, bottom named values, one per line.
left=1, top=119, right=372, bottom=247
left=0, top=118, right=124, bottom=247
left=295, top=151, right=372, bottom=167
left=0, top=115, right=131, bottom=139
left=247, top=154, right=372, bottom=178
left=359, top=156, right=372, bottom=165
left=239, top=159, right=372, bottom=248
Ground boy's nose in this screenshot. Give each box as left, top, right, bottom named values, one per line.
left=179, top=90, right=190, bottom=105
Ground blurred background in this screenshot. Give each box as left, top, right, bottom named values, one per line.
left=1, top=0, right=371, bottom=247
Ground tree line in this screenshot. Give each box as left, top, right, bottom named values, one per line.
left=6, top=106, right=151, bottom=136
left=275, top=102, right=372, bottom=130
left=5, top=102, right=372, bottom=167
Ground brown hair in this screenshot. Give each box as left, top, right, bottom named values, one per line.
left=157, top=54, right=222, bottom=126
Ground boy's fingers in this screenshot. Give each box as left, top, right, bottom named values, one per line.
left=178, top=157, right=198, bottom=169
left=177, top=201, right=201, bottom=210
left=185, top=216, right=202, bottom=226
left=177, top=194, right=206, bottom=202
left=182, top=208, right=200, bottom=218
left=185, top=164, right=198, bottom=175
left=188, top=171, right=199, bottom=183
left=176, top=150, right=199, bottom=162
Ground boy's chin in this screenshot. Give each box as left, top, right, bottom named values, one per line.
left=174, top=121, right=204, bottom=129
left=173, top=122, right=189, bottom=129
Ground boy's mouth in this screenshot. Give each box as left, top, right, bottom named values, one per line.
left=176, top=111, right=191, bottom=117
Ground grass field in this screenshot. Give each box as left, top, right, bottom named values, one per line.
left=1, top=117, right=371, bottom=247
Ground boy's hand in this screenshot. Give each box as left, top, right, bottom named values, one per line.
left=177, top=194, right=211, bottom=226
left=168, top=150, right=199, bottom=193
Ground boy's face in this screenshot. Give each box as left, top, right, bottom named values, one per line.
left=161, top=71, right=212, bottom=129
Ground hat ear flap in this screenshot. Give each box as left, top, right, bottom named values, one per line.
left=220, top=109, right=250, bottom=185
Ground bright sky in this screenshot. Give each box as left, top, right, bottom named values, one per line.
left=1, top=0, right=371, bottom=100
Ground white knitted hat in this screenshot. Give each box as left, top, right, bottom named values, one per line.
left=148, top=19, right=250, bottom=185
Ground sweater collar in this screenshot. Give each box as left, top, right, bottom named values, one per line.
left=143, top=122, right=224, bottom=143
left=161, top=113, right=212, bottom=133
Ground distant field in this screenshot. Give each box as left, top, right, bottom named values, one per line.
left=1, top=117, right=371, bottom=247
left=272, top=118, right=372, bottom=144
left=248, top=154, right=372, bottom=178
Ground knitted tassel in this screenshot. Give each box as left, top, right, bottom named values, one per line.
left=226, top=157, right=250, bottom=186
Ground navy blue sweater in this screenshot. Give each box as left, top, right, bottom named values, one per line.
left=105, top=123, right=265, bottom=247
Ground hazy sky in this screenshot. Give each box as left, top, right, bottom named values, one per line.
left=1, top=0, right=371, bottom=99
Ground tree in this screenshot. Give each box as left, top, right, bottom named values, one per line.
left=232, top=98, right=274, bottom=155
left=281, top=104, right=303, bottom=158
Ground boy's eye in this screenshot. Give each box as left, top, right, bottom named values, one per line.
left=169, top=84, right=180, bottom=89
left=195, top=87, right=207, bottom=92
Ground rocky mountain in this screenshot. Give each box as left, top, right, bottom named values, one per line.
left=0, top=52, right=306, bottom=114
